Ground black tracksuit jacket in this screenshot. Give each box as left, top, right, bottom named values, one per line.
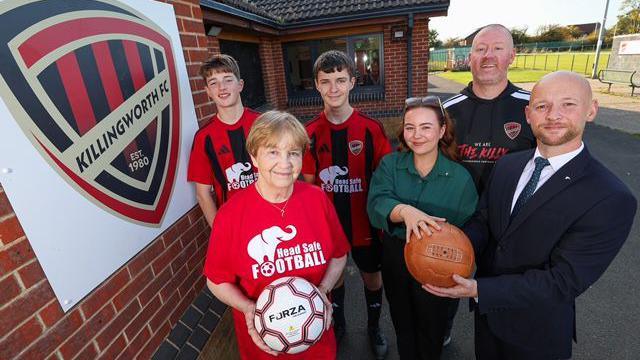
left=443, top=82, right=536, bottom=195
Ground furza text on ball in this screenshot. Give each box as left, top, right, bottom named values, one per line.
left=268, top=305, right=307, bottom=323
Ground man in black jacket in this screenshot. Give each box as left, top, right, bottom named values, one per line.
left=443, top=24, right=536, bottom=195
left=425, top=71, right=637, bottom=360
left=442, top=24, right=536, bottom=346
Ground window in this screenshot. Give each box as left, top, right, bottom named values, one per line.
left=284, top=44, right=314, bottom=92
left=352, top=35, right=382, bottom=87
left=283, top=34, right=383, bottom=101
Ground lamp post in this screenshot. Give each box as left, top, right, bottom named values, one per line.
left=592, top=0, right=610, bottom=79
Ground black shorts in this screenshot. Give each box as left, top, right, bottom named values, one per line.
left=351, top=235, right=382, bottom=273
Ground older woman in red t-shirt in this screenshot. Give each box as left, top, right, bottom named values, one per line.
left=203, top=111, right=350, bottom=359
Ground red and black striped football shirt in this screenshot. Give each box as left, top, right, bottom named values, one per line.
left=187, top=108, right=260, bottom=206
left=302, top=110, right=391, bottom=247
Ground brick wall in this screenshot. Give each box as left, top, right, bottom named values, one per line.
left=202, top=17, right=432, bottom=122
left=259, top=37, right=288, bottom=110
left=286, top=21, right=411, bottom=121
left=207, top=37, right=220, bottom=57
left=412, top=17, right=430, bottom=97
left=383, top=22, right=410, bottom=109
left=0, top=1, right=216, bottom=358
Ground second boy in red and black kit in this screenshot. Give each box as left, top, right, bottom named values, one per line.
left=302, top=50, right=391, bottom=359
left=187, top=54, right=260, bottom=226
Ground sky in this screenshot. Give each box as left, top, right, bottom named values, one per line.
left=430, top=0, right=627, bottom=41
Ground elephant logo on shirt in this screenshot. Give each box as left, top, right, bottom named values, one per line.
left=319, top=166, right=348, bottom=186
left=225, top=162, right=252, bottom=184
left=247, top=225, right=297, bottom=277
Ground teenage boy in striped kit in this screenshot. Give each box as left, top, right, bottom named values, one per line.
left=302, top=50, right=391, bottom=359
left=188, top=54, right=260, bottom=226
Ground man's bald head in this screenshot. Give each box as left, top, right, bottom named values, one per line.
left=469, top=24, right=516, bottom=93
left=532, top=71, right=593, bottom=104
left=473, top=24, right=514, bottom=50
left=526, top=71, right=598, bottom=157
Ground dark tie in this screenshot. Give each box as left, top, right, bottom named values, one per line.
left=511, top=157, right=550, bottom=219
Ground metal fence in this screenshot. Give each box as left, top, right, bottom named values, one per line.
left=429, top=48, right=611, bottom=75
left=511, top=52, right=611, bottom=75
left=515, top=40, right=611, bottom=53
left=428, top=39, right=613, bottom=73
left=429, top=48, right=469, bottom=72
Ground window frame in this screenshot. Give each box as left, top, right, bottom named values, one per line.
left=282, top=33, right=385, bottom=100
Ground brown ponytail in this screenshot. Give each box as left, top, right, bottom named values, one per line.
left=439, top=111, right=459, bottom=161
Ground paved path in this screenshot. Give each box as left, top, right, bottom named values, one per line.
left=337, top=75, right=640, bottom=360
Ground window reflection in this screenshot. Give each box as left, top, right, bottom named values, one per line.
left=285, top=44, right=313, bottom=91
left=353, top=36, right=381, bottom=86
left=283, top=34, right=383, bottom=98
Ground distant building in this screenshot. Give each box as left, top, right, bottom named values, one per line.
left=459, top=27, right=482, bottom=46
left=567, top=22, right=601, bottom=37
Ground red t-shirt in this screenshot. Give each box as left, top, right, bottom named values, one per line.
left=302, top=110, right=391, bottom=247
left=204, top=181, right=350, bottom=360
left=187, top=108, right=260, bottom=206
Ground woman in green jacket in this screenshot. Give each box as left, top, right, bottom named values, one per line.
left=367, top=96, right=478, bottom=360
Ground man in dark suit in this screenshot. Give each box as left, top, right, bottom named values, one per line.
left=424, top=71, right=637, bottom=359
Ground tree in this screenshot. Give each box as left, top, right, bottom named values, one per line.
left=510, top=26, right=530, bottom=45
left=565, top=25, right=585, bottom=39
left=621, top=0, right=640, bottom=11
left=613, top=0, right=640, bottom=35
left=443, top=37, right=461, bottom=48
left=428, top=29, right=443, bottom=48
left=586, top=28, right=611, bottom=47
left=534, top=24, right=574, bottom=42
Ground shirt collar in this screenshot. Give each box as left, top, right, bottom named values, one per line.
left=534, top=142, right=584, bottom=172
left=397, top=151, right=455, bottom=178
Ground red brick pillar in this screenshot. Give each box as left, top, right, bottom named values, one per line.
left=412, top=17, right=430, bottom=97
left=260, top=37, right=288, bottom=110
left=207, top=36, right=220, bottom=57
left=383, top=23, right=408, bottom=110
left=0, top=1, right=215, bottom=358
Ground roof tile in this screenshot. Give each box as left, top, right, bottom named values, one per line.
left=215, top=0, right=448, bottom=23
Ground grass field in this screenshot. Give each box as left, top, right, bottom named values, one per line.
left=438, top=68, right=551, bottom=85
left=435, top=51, right=611, bottom=85
left=512, top=52, right=610, bottom=74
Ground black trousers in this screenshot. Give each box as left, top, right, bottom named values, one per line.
left=381, top=233, right=452, bottom=360
left=475, top=311, right=569, bottom=360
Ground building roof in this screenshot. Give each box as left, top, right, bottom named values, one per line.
left=568, top=22, right=601, bottom=35
left=205, top=0, right=449, bottom=27
left=464, top=28, right=481, bottom=41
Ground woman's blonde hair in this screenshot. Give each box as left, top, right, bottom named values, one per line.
left=246, top=111, right=310, bottom=157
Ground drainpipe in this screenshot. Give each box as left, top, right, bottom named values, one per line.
left=407, top=13, right=414, bottom=98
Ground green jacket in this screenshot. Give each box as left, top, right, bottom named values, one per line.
left=367, top=150, right=478, bottom=239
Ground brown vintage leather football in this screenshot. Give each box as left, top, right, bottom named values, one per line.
left=404, top=222, right=475, bottom=288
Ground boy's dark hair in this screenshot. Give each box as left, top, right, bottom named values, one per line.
left=312, top=50, right=356, bottom=80
left=199, top=54, right=241, bottom=81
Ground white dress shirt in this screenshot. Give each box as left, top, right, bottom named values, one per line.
left=510, top=143, right=585, bottom=213
left=475, top=143, right=585, bottom=304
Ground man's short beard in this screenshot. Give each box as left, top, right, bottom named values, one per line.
left=533, top=127, right=580, bottom=147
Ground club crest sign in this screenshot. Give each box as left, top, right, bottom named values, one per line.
left=0, top=0, right=180, bottom=224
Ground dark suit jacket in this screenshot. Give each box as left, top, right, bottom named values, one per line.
left=464, top=147, right=637, bottom=357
